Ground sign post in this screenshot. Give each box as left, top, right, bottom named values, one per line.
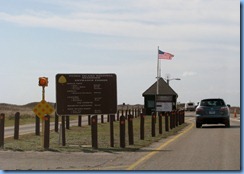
left=33, top=77, right=54, bottom=149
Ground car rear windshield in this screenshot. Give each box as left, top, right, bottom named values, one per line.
left=200, top=99, right=225, bottom=107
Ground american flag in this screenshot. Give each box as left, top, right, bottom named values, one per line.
left=158, top=49, right=174, bottom=60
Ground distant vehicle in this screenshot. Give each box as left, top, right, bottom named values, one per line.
left=195, top=98, right=230, bottom=128
left=185, top=102, right=195, bottom=111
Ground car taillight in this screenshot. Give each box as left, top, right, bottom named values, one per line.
left=196, top=107, right=204, bottom=114
left=220, top=107, right=228, bottom=112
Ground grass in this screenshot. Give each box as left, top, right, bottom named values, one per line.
left=3, top=116, right=188, bottom=153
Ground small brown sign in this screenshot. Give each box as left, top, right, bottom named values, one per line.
left=56, top=74, right=117, bottom=115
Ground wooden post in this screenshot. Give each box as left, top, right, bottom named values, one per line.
left=44, top=115, right=50, bottom=149
left=78, top=115, right=82, bottom=127
left=14, top=112, right=20, bottom=140
left=110, top=115, right=114, bottom=147
left=54, top=112, right=59, bottom=132
left=165, top=112, right=169, bottom=132
left=159, top=112, right=163, bottom=134
left=91, top=115, right=98, bottom=149
left=88, top=115, right=91, bottom=125
left=0, top=113, right=5, bottom=148
left=140, top=113, right=145, bottom=140
left=128, top=115, right=134, bottom=145
left=66, top=116, right=70, bottom=129
left=61, top=116, right=66, bottom=146
left=151, top=112, right=156, bottom=137
left=101, top=115, right=104, bottom=123
left=35, top=115, right=40, bottom=136
left=120, top=115, right=126, bottom=148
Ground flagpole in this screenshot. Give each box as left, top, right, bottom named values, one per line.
left=157, top=46, right=159, bottom=95
left=156, top=46, right=160, bottom=116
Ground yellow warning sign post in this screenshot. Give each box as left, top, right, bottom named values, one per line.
left=33, top=77, right=54, bottom=149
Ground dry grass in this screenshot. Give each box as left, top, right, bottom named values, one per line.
left=3, top=116, right=188, bottom=152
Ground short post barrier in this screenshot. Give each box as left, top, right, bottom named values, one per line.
left=151, top=112, right=156, bottom=137
left=120, top=115, right=126, bottom=148
left=78, top=115, right=82, bottom=127
left=117, top=110, right=120, bottom=121
left=101, top=115, right=104, bottom=123
left=35, top=115, right=40, bottom=136
left=170, top=111, right=173, bottom=130
left=128, top=115, right=134, bottom=145
left=178, top=111, right=182, bottom=125
left=44, top=115, right=50, bottom=149
left=107, top=114, right=110, bottom=122
left=176, top=110, right=179, bottom=127
left=61, top=116, right=66, bottom=146
left=159, top=112, right=163, bottom=134
left=0, top=113, right=5, bottom=148
left=55, top=112, right=59, bottom=132
left=14, top=112, right=20, bottom=140
left=110, top=115, right=114, bottom=147
left=66, top=116, right=70, bottom=129
left=91, top=115, right=98, bottom=149
left=165, top=112, right=169, bottom=132
left=88, top=115, right=91, bottom=125
left=140, top=113, right=145, bottom=140
left=182, top=110, right=185, bottom=123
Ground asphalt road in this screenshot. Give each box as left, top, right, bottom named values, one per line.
left=0, top=113, right=241, bottom=170
left=128, top=118, right=240, bottom=170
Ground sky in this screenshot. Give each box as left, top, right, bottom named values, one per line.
left=0, top=0, right=240, bottom=107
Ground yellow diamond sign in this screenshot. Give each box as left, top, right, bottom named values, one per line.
left=33, top=100, right=54, bottom=119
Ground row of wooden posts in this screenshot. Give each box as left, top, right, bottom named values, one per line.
left=0, top=109, right=185, bottom=149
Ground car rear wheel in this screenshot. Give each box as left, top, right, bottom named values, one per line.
left=225, top=120, right=230, bottom=128
left=196, top=122, right=202, bottom=128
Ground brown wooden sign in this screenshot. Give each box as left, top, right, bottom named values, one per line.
left=56, top=74, right=117, bottom=115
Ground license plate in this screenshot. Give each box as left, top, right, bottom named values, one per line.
left=209, top=111, right=215, bottom=114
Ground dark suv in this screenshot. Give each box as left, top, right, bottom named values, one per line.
left=195, top=98, right=230, bottom=128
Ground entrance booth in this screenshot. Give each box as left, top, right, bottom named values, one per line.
left=142, top=78, right=178, bottom=115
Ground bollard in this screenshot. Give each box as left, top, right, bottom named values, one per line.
left=91, top=115, right=98, bottom=149
left=110, top=115, right=115, bottom=147
left=172, top=111, right=175, bottom=128
left=44, top=115, right=50, bottom=149
left=120, top=115, right=126, bottom=148
left=55, top=112, right=59, bottom=132
left=128, top=115, right=134, bottom=145
left=35, top=115, right=40, bottom=136
left=140, top=113, right=145, bottom=140
left=88, top=115, right=91, bottom=125
left=176, top=110, right=179, bottom=126
left=165, top=112, right=169, bottom=132
left=178, top=111, right=182, bottom=125
left=0, top=113, right=5, bottom=148
left=66, top=116, right=70, bottom=129
left=169, top=111, right=173, bottom=129
left=100, top=115, right=104, bottom=123
left=78, top=115, right=82, bottom=127
left=151, top=112, right=156, bottom=137
left=117, top=110, right=120, bottom=121
left=107, top=114, right=110, bottom=122
left=159, top=113, right=163, bottom=134
left=14, top=112, right=20, bottom=140
left=182, top=110, right=185, bottom=123
left=61, top=116, right=66, bottom=146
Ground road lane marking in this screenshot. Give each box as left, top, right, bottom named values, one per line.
left=126, top=122, right=194, bottom=170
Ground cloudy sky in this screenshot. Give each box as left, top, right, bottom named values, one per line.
left=0, top=0, right=240, bottom=107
